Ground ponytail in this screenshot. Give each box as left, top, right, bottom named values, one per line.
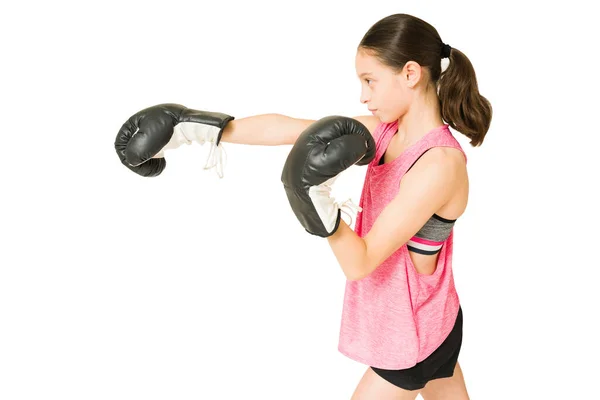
left=439, top=47, right=493, bottom=146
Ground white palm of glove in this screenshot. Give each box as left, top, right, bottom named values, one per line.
left=308, top=175, right=362, bottom=234
left=151, top=122, right=227, bottom=178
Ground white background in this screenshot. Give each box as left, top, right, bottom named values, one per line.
left=1, top=1, right=598, bottom=399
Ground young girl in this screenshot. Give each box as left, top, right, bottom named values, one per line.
left=117, top=12, right=491, bottom=400
left=222, top=14, right=490, bottom=398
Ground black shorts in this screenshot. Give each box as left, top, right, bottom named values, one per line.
left=370, top=306, right=463, bottom=391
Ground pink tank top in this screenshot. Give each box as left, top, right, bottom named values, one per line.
left=337, top=121, right=467, bottom=370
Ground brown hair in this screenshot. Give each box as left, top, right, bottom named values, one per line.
left=358, top=13, right=492, bottom=146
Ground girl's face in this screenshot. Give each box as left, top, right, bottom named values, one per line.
left=355, top=49, right=413, bottom=123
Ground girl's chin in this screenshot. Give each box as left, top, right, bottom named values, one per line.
left=378, top=113, right=400, bottom=124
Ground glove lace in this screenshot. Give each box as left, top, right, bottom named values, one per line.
left=179, top=123, right=227, bottom=179
left=316, top=178, right=362, bottom=228
left=203, top=142, right=226, bottom=179
left=337, top=198, right=362, bottom=227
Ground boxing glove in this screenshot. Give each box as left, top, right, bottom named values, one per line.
left=114, top=103, right=234, bottom=178
left=281, top=116, right=376, bottom=237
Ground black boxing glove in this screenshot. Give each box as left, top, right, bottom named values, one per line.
left=281, top=116, right=376, bottom=237
left=114, top=103, right=234, bottom=178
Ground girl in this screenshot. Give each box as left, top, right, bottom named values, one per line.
left=221, top=13, right=492, bottom=399
left=122, top=12, right=492, bottom=400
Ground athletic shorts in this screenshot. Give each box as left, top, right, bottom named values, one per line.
left=370, top=306, right=463, bottom=391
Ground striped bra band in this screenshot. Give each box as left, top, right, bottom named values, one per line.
left=407, top=213, right=456, bottom=255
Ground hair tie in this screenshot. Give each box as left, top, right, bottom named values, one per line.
left=441, top=43, right=452, bottom=59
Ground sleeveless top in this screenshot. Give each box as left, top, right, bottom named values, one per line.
left=337, top=121, right=467, bottom=370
